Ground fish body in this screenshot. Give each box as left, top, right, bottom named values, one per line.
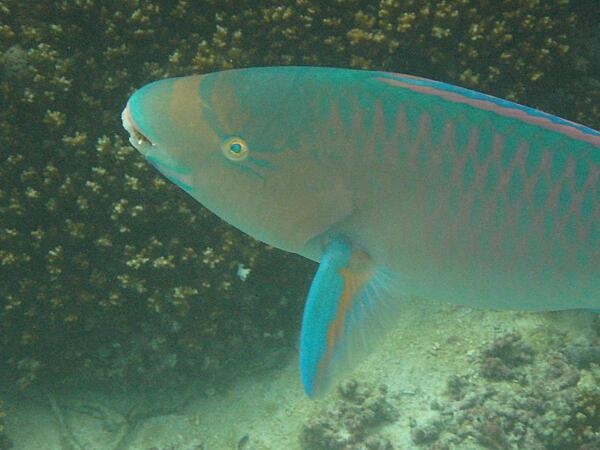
left=122, top=67, right=600, bottom=396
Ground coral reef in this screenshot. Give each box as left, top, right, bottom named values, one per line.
left=0, top=0, right=598, bottom=401
left=300, top=380, right=398, bottom=450
left=409, top=331, right=600, bottom=449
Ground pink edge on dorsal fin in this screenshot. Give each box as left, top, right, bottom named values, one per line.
left=376, top=75, right=600, bottom=148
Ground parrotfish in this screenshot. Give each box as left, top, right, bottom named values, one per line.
left=122, top=67, right=600, bottom=397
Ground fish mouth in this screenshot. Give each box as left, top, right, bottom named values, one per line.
left=121, top=100, right=195, bottom=193
left=121, top=103, right=153, bottom=153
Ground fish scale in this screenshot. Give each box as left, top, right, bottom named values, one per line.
left=328, top=97, right=552, bottom=268
left=357, top=88, right=595, bottom=269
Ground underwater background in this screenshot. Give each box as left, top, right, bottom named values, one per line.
left=0, top=0, right=599, bottom=449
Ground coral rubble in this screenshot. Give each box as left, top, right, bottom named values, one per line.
left=300, top=380, right=398, bottom=449
left=480, top=332, right=534, bottom=381
left=410, top=331, right=600, bottom=449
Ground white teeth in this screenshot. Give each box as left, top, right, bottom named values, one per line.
left=122, top=103, right=152, bottom=152
left=121, top=105, right=133, bottom=134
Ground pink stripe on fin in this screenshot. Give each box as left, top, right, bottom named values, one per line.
left=377, top=75, right=600, bottom=148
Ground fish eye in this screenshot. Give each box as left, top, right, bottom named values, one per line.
left=221, top=137, right=249, bottom=161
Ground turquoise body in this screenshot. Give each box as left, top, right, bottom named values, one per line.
left=122, top=67, right=600, bottom=396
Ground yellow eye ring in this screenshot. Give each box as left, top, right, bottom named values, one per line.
left=221, top=137, right=249, bottom=161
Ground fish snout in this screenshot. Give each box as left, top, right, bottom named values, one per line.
left=121, top=102, right=153, bottom=154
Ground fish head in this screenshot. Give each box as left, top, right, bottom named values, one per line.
left=122, top=68, right=353, bottom=258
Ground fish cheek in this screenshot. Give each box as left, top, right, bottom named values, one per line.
left=264, top=161, right=354, bottom=255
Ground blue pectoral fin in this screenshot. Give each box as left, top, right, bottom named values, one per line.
left=299, top=236, right=403, bottom=397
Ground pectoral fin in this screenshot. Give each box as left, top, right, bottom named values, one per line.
left=299, top=236, right=402, bottom=397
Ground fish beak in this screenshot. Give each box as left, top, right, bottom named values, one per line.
left=121, top=102, right=153, bottom=155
